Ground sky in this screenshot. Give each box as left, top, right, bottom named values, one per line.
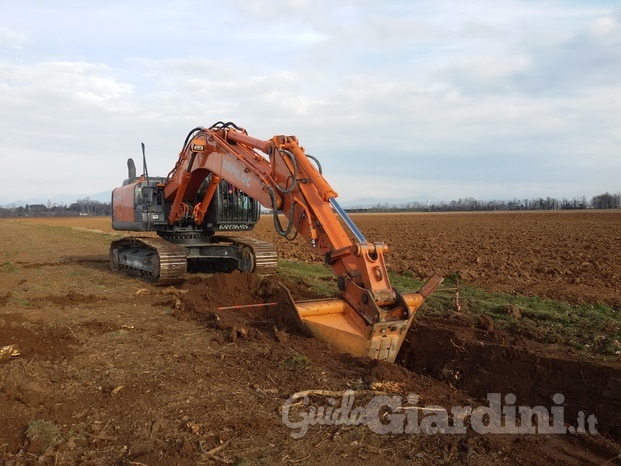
left=1, top=0, right=620, bottom=205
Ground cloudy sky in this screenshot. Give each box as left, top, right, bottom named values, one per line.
left=1, top=0, right=620, bottom=205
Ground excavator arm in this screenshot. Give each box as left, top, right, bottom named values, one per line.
left=162, top=122, right=442, bottom=361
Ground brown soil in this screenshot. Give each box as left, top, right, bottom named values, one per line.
left=1, top=213, right=620, bottom=465
left=250, top=211, right=621, bottom=308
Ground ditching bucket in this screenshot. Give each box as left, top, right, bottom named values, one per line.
left=280, top=274, right=443, bottom=362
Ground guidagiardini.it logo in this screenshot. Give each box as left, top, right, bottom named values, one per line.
left=281, top=391, right=598, bottom=439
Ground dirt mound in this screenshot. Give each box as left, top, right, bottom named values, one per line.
left=177, top=270, right=280, bottom=312
left=168, top=271, right=328, bottom=344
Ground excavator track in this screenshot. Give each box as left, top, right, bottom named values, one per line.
left=110, top=237, right=187, bottom=286
left=212, top=235, right=278, bottom=275
left=110, top=235, right=278, bottom=286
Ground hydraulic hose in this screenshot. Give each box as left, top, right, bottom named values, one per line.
left=306, top=154, right=322, bottom=174
left=275, top=149, right=298, bottom=194
left=268, top=187, right=296, bottom=237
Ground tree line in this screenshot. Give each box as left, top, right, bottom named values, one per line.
left=0, top=192, right=619, bottom=218
left=0, top=198, right=111, bottom=218
left=366, top=192, right=621, bottom=212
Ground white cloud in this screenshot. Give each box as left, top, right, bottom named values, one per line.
left=0, top=27, right=29, bottom=49
left=0, top=0, right=619, bottom=205
left=588, top=15, right=621, bottom=37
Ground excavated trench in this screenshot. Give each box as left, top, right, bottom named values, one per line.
left=176, top=272, right=620, bottom=441
left=398, top=316, right=621, bottom=440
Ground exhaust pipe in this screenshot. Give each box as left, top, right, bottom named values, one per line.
left=127, top=158, right=136, bottom=179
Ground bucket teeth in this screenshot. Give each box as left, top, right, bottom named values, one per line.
left=280, top=289, right=415, bottom=362
left=278, top=274, right=442, bottom=362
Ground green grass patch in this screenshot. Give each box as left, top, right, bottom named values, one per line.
left=277, top=259, right=337, bottom=297
left=0, top=260, right=16, bottom=273
left=18, top=299, right=31, bottom=307
left=276, top=260, right=621, bottom=357
left=424, top=280, right=621, bottom=357
left=281, top=353, right=309, bottom=371
left=25, top=419, right=63, bottom=451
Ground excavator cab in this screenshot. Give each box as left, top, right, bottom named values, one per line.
left=202, top=178, right=260, bottom=232
left=112, top=165, right=260, bottom=236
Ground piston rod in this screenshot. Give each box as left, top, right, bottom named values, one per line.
left=329, top=197, right=366, bottom=244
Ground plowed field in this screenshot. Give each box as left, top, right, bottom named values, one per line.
left=0, top=211, right=619, bottom=465
left=252, top=211, right=621, bottom=308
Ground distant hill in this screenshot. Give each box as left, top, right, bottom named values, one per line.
left=0, top=191, right=112, bottom=207
left=338, top=196, right=429, bottom=209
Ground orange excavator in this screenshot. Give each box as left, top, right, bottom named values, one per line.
left=110, top=122, right=442, bottom=362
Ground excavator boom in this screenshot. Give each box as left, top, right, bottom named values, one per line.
left=157, top=122, right=442, bottom=361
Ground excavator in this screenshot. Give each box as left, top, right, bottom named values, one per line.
left=110, top=121, right=442, bottom=362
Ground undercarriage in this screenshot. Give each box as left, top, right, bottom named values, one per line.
left=109, top=234, right=278, bottom=285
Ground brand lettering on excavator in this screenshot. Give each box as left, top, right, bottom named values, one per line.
left=219, top=224, right=251, bottom=230
left=223, top=159, right=251, bottom=188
